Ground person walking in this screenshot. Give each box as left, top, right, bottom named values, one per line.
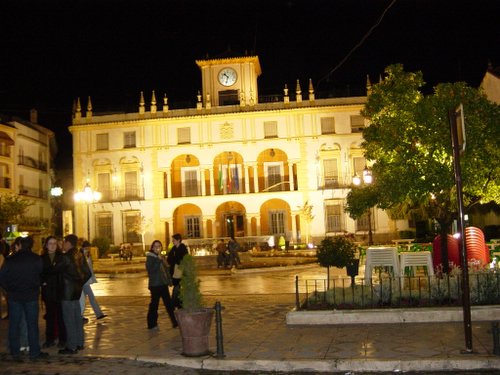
left=146, top=240, right=177, bottom=330
left=0, top=236, right=48, bottom=361
left=166, top=233, right=188, bottom=309
left=79, top=241, right=107, bottom=322
left=228, top=236, right=241, bottom=268
left=58, top=234, right=91, bottom=355
left=40, top=236, right=66, bottom=348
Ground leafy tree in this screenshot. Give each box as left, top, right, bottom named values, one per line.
left=346, top=64, right=500, bottom=272
left=0, top=193, right=34, bottom=233
left=317, top=235, right=357, bottom=288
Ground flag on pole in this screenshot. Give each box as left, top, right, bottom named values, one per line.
left=234, top=164, right=239, bottom=192
left=227, top=162, right=232, bottom=193
left=218, top=164, right=223, bottom=193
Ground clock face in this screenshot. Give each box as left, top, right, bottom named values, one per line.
left=218, top=68, right=237, bottom=87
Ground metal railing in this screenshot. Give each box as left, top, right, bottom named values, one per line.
left=18, top=155, right=47, bottom=171
left=296, top=271, right=500, bottom=310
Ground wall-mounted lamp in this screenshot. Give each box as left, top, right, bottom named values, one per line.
left=270, top=148, right=276, bottom=157
left=186, top=154, right=191, bottom=163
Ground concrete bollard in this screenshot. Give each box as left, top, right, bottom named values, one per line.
left=492, top=322, right=500, bottom=356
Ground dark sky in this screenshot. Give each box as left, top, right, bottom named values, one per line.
left=1, top=0, right=499, bottom=169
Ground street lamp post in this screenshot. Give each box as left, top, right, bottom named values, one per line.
left=50, top=186, right=63, bottom=236
left=353, top=166, right=373, bottom=245
left=74, top=182, right=101, bottom=241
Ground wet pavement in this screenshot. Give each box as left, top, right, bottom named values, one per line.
left=1, top=264, right=500, bottom=374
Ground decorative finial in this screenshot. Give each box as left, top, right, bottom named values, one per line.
left=151, top=90, right=157, bottom=113
left=308, top=78, right=315, bottom=102
left=86, top=96, right=93, bottom=118
left=296, top=79, right=302, bottom=103
left=366, top=75, right=372, bottom=95
left=163, top=94, right=169, bottom=113
left=196, top=90, right=202, bottom=110
left=284, top=84, right=289, bottom=105
left=76, top=97, right=81, bottom=112
left=206, top=93, right=211, bottom=110
left=139, top=91, right=145, bottom=114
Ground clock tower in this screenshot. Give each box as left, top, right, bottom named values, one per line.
left=196, top=55, right=261, bottom=107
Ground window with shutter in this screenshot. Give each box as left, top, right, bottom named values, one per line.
left=183, top=169, right=199, bottom=196
left=350, top=115, right=365, bottom=133
left=269, top=211, right=285, bottom=235
left=124, top=131, right=136, bottom=148
left=320, top=117, right=335, bottom=134
left=264, top=121, right=278, bottom=138
left=325, top=204, right=342, bottom=232
left=96, top=134, right=109, bottom=150
left=98, top=173, right=111, bottom=200
left=177, top=127, right=191, bottom=144
left=97, top=212, right=113, bottom=240
left=323, top=158, right=338, bottom=188
left=185, top=216, right=201, bottom=238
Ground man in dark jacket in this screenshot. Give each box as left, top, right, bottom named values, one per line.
left=166, top=233, right=188, bottom=308
left=0, top=236, right=48, bottom=361
left=58, top=234, right=91, bottom=354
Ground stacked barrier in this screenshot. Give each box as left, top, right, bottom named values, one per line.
left=465, top=226, right=490, bottom=265
left=432, top=234, right=460, bottom=270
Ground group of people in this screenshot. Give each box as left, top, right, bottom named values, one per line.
left=215, top=236, right=241, bottom=269
left=0, top=234, right=106, bottom=361
left=145, top=233, right=188, bottom=330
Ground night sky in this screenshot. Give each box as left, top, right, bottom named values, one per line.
left=1, top=0, right=498, bottom=169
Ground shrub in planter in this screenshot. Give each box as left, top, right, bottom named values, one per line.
left=175, top=255, right=214, bottom=356
left=317, top=235, right=358, bottom=288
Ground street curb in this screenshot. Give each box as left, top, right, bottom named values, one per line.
left=135, top=356, right=500, bottom=373
left=287, top=305, right=500, bottom=325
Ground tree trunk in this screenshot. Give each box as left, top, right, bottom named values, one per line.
left=327, top=266, right=330, bottom=290
left=438, top=219, right=452, bottom=274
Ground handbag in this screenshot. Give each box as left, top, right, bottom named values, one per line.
left=173, top=264, right=183, bottom=279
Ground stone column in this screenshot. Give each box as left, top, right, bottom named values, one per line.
left=244, top=165, right=250, bottom=193
left=200, top=168, right=206, bottom=196
left=166, top=168, right=172, bottom=198
left=209, top=166, right=215, bottom=196
left=288, top=163, right=295, bottom=191
left=255, top=214, right=261, bottom=236
left=252, top=164, right=259, bottom=193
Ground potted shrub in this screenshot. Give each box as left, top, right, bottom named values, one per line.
left=317, top=235, right=358, bottom=288
left=174, top=254, right=214, bottom=356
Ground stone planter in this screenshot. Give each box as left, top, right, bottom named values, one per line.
left=175, top=308, right=214, bottom=356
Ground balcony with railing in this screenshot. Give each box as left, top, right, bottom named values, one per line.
left=19, top=186, right=48, bottom=199
left=18, top=155, right=47, bottom=172
left=0, top=177, right=11, bottom=189
left=98, top=187, right=145, bottom=202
